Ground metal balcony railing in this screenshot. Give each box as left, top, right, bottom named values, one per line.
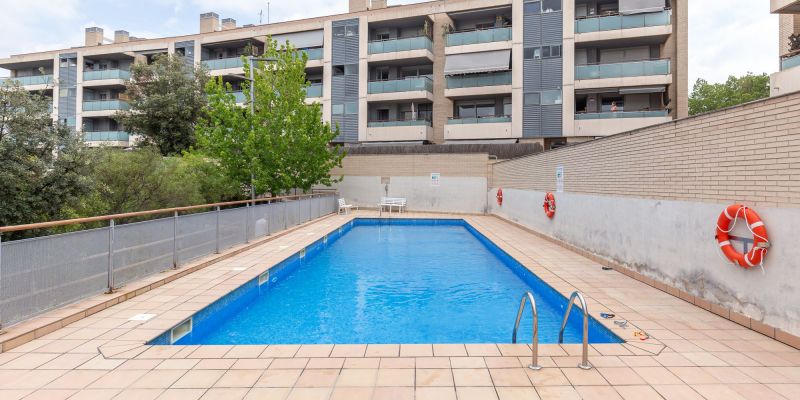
left=781, top=53, right=800, bottom=71
left=203, top=57, right=245, bottom=70
left=0, top=74, right=53, bottom=86
left=447, top=115, right=512, bottom=124
left=305, top=83, right=323, bottom=98
left=446, top=71, right=512, bottom=89
left=575, top=9, right=671, bottom=33
left=575, top=110, right=669, bottom=120
left=368, top=118, right=432, bottom=128
left=83, top=131, right=130, bottom=141
left=368, top=36, right=433, bottom=54
left=446, top=26, right=512, bottom=47
left=302, top=48, right=324, bottom=60
left=82, top=99, right=130, bottom=112
left=368, top=76, right=433, bottom=94
left=575, top=59, right=670, bottom=80
left=83, top=69, right=131, bottom=81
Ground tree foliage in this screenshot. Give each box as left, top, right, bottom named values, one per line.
left=194, top=37, right=344, bottom=196
left=0, top=82, right=95, bottom=228
left=688, top=73, right=770, bottom=116
left=116, top=54, right=209, bottom=155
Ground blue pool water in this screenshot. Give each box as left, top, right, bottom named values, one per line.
left=154, top=219, right=621, bottom=345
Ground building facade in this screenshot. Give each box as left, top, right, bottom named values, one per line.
left=0, top=0, right=687, bottom=148
left=771, top=0, right=800, bottom=97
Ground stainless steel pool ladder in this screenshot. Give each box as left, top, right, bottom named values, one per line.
left=558, top=291, right=592, bottom=369
left=512, top=292, right=542, bottom=370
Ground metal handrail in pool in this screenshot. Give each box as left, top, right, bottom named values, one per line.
left=512, top=292, right=542, bottom=370
left=558, top=291, right=592, bottom=369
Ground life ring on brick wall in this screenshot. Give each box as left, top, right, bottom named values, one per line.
left=543, top=192, right=556, bottom=218
left=715, top=204, right=770, bottom=269
left=496, top=188, right=503, bottom=206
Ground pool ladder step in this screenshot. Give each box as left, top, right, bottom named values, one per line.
left=512, top=292, right=542, bottom=370
left=559, top=291, right=593, bottom=370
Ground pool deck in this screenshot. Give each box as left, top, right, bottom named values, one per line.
left=1, top=211, right=799, bottom=400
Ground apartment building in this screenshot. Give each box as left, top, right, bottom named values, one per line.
left=0, top=0, right=687, bottom=148
left=771, top=0, right=800, bottom=97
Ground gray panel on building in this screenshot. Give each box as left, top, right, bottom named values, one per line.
left=522, top=10, right=563, bottom=138
left=331, top=18, right=359, bottom=143
left=58, top=52, right=77, bottom=128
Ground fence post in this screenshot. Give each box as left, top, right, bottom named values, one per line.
left=215, top=206, right=220, bottom=254
left=106, top=219, right=115, bottom=293
left=245, top=202, right=250, bottom=244
left=172, top=211, right=178, bottom=269
left=308, top=195, right=312, bottom=222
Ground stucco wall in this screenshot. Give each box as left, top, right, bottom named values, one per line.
left=488, top=92, right=800, bottom=338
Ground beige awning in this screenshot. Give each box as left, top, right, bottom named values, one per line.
left=269, top=30, right=324, bottom=49
left=444, top=50, right=511, bottom=75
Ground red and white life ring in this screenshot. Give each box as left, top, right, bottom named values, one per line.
left=715, top=204, right=770, bottom=269
left=496, top=188, right=503, bottom=206
left=543, top=192, right=556, bottom=218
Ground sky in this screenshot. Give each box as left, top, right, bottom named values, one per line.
left=0, top=0, right=779, bottom=85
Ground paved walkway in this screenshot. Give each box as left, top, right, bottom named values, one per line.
left=0, top=212, right=798, bottom=400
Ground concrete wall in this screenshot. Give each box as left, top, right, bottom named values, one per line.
left=488, top=92, right=800, bottom=338
left=324, top=153, right=489, bottom=213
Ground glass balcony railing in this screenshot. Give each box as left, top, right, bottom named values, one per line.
left=368, top=36, right=433, bottom=54
left=0, top=74, right=53, bottom=86
left=575, top=110, right=669, bottom=120
left=781, top=53, right=800, bottom=71
left=368, top=119, right=432, bottom=128
left=82, top=100, right=130, bottom=112
left=305, top=84, right=323, bottom=98
left=302, top=48, right=324, bottom=60
left=203, top=57, right=245, bottom=70
left=446, top=71, right=512, bottom=89
left=230, top=91, right=247, bottom=103
left=575, top=10, right=672, bottom=33
left=575, top=59, right=670, bottom=80
left=83, top=69, right=131, bottom=81
left=368, top=76, right=433, bottom=94
left=446, top=27, right=511, bottom=47
left=84, top=131, right=130, bottom=142
left=447, top=115, right=512, bottom=125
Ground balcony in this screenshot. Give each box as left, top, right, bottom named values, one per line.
left=575, top=10, right=671, bottom=34
left=446, top=71, right=512, bottom=89
left=82, top=99, right=130, bottom=112
left=230, top=91, right=247, bottom=104
left=445, top=115, right=513, bottom=140
left=368, top=77, right=433, bottom=94
left=83, top=131, right=130, bottom=142
left=203, top=57, right=244, bottom=71
left=446, top=27, right=511, bottom=47
left=574, top=110, right=672, bottom=136
left=575, top=110, right=669, bottom=119
left=0, top=74, right=53, bottom=87
left=781, top=53, right=800, bottom=71
left=575, top=59, right=671, bottom=89
left=83, top=69, right=131, bottom=81
left=305, top=83, right=323, bottom=98
left=302, top=48, right=323, bottom=61
left=366, top=118, right=432, bottom=142
left=369, top=36, right=433, bottom=54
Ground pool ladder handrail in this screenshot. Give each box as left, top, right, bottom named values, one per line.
left=512, top=292, right=542, bottom=370
left=558, top=291, right=593, bottom=370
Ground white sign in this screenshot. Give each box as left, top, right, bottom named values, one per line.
left=430, top=172, right=441, bottom=187
left=556, top=166, right=564, bottom=193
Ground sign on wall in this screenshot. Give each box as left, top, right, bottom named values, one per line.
left=430, top=172, right=441, bottom=187
left=556, top=166, right=564, bottom=193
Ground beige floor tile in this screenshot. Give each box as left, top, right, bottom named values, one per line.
left=294, top=368, right=339, bottom=387
left=44, top=370, right=107, bottom=389
left=87, top=369, right=148, bottom=389
left=416, top=368, right=454, bottom=387
left=484, top=357, right=522, bottom=369
left=632, top=366, right=683, bottom=385
left=213, top=369, right=264, bottom=388
left=129, top=370, right=187, bottom=389
left=691, top=384, right=748, bottom=400
left=255, top=369, right=303, bottom=387
left=489, top=368, right=532, bottom=387
left=329, top=386, right=372, bottom=400
left=198, top=387, right=249, bottom=400
left=495, top=387, right=540, bottom=400
left=260, top=345, right=300, bottom=358
left=651, top=384, right=705, bottom=400
left=614, top=385, right=663, bottom=400
left=329, top=345, right=366, bottom=358
left=67, top=389, right=120, bottom=400
left=456, top=387, right=499, bottom=400
left=242, top=388, right=291, bottom=400
left=335, top=368, right=377, bottom=387
left=343, top=358, right=380, bottom=369
left=415, top=357, right=450, bottom=368
left=449, top=357, right=487, bottom=369
left=155, top=388, right=207, bottom=400
left=269, top=358, right=309, bottom=369
left=702, top=366, right=758, bottom=384
left=285, top=387, right=331, bottom=400
left=574, top=385, right=622, bottom=400
left=193, top=359, right=236, bottom=370
left=372, top=386, right=414, bottom=400
left=399, top=344, right=432, bottom=357
left=223, top=346, right=266, bottom=359
left=171, top=370, right=225, bottom=389
left=433, top=344, right=467, bottom=357
left=22, top=389, right=78, bottom=400
left=525, top=367, right=570, bottom=386
left=729, top=383, right=788, bottom=400
left=230, top=359, right=272, bottom=370
left=534, top=386, right=581, bottom=400
left=766, top=383, right=800, bottom=398
left=306, top=357, right=344, bottom=369
left=112, top=388, right=164, bottom=400
left=465, top=344, right=501, bottom=357
left=415, top=387, right=456, bottom=400
left=295, top=345, right=334, bottom=358
left=596, top=367, right=647, bottom=385
left=365, top=344, right=399, bottom=358
left=561, top=368, right=609, bottom=386
left=376, top=369, right=415, bottom=387
left=666, top=366, right=721, bottom=384
left=379, top=358, right=415, bottom=369
left=451, top=368, right=493, bottom=387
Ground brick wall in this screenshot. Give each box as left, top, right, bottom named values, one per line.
left=492, top=92, right=800, bottom=208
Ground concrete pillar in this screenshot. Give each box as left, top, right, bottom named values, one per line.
left=512, top=0, right=524, bottom=139
left=323, top=21, right=333, bottom=124
left=358, top=16, right=369, bottom=142
left=561, top=0, right=576, bottom=136
left=76, top=53, right=84, bottom=132
left=432, top=13, right=454, bottom=144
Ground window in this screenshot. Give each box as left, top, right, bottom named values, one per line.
left=374, top=68, right=389, bottom=81
left=476, top=103, right=495, bottom=117
left=503, top=97, right=512, bottom=116
left=60, top=59, right=68, bottom=68
left=332, top=104, right=344, bottom=115
left=333, top=65, right=345, bottom=76
left=524, top=45, right=562, bottom=60
left=524, top=1, right=541, bottom=15
left=376, top=109, right=389, bottom=121
left=475, top=22, right=494, bottom=30
left=344, top=64, right=359, bottom=75
left=541, top=90, right=562, bottom=105
left=344, top=102, right=358, bottom=115
left=333, top=27, right=345, bottom=37
left=524, top=93, right=541, bottom=105
left=345, top=25, right=358, bottom=37
left=542, top=0, right=562, bottom=13
left=375, top=32, right=390, bottom=41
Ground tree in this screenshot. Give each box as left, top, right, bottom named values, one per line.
left=194, top=37, right=344, bottom=197
left=689, top=73, right=770, bottom=115
left=116, top=54, right=209, bottom=155
left=0, top=81, right=94, bottom=229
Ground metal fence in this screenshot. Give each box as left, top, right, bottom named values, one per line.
left=0, top=194, right=337, bottom=327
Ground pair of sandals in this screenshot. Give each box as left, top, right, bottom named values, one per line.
left=601, top=312, right=649, bottom=340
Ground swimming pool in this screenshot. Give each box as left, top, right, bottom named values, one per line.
left=151, top=219, right=621, bottom=345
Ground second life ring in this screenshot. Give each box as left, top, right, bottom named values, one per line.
left=543, top=192, right=556, bottom=218
left=715, top=204, right=770, bottom=269
left=496, top=188, right=503, bottom=206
